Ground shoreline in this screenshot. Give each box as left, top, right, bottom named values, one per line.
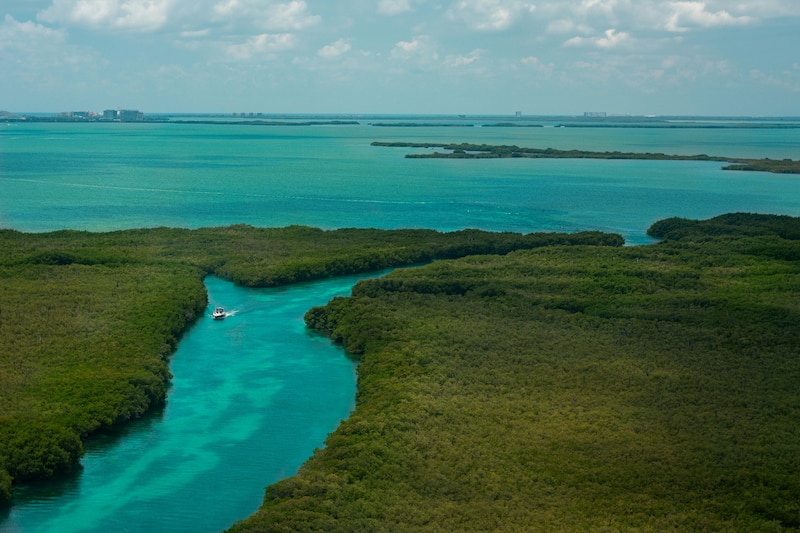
left=371, top=142, right=800, bottom=174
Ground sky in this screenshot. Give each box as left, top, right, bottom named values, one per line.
left=1, top=0, right=799, bottom=115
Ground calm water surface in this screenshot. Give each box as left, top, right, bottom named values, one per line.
left=2, top=120, right=799, bottom=243
left=2, top=275, right=366, bottom=533
left=1, top=118, right=799, bottom=531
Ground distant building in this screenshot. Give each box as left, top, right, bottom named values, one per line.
left=584, top=112, right=607, bottom=118
left=60, top=111, right=97, bottom=119
left=515, top=111, right=522, bottom=118
left=118, top=109, right=144, bottom=122
left=103, top=109, right=117, bottom=120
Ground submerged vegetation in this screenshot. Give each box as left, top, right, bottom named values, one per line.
left=230, top=213, right=800, bottom=532
left=0, top=225, right=615, bottom=503
left=372, top=142, right=800, bottom=174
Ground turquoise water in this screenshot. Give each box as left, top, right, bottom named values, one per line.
left=2, top=275, right=363, bottom=533
left=2, top=121, right=799, bottom=244
left=1, top=119, right=799, bottom=531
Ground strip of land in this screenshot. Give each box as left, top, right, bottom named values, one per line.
left=371, top=141, right=800, bottom=174
left=169, top=120, right=359, bottom=126
left=231, top=213, right=800, bottom=532
left=0, top=225, right=618, bottom=503
left=4, top=216, right=800, bottom=531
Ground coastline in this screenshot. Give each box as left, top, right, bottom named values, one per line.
left=0, top=226, right=618, bottom=505
left=371, top=141, right=800, bottom=174
left=230, top=213, right=800, bottom=532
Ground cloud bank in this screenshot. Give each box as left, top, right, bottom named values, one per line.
left=1, top=0, right=798, bottom=114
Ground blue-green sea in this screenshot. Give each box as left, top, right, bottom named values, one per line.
left=1, top=117, right=799, bottom=532
left=3, top=118, right=799, bottom=243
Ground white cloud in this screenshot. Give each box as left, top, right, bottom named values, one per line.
left=1, top=14, right=65, bottom=50
left=263, top=0, right=319, bottom=30
left=212, top=0, right=319, bottom=31
left=447, top=0, right=536, bottom=31
left=6, top=0, right=800, bottom=114
left=532, top=0, right=783, bottom=34
left=565, top=28, right=632, bottom=48
left=391, top=35, right=439, bottom=68
left=546, top=19, right=577, bottom=34
left=664, top=1, right=754, bottom=32
left=535, top=0, right=628, bottom=29
left=751, top=63, right=800, bottom=93
left=38, top=0, right=174, bottom=31
left=318, top=38, right=351, bottom=59
left=445, top=49, right=483, bottom=67
left=393, top=35, right=431, bottom=56
left=573, top=0, right=624, bottom=17
left=521, top=55, right=554, bottom=75
left=0, top=13, right=100, bottom=68
left=570, top=58, right=617, bottom=83
left=180, top=28, right=211, bottom=38
left=709, top=0, right=800, bottom=18
left=378, top=0, right=413, bottom=16
left=212, top=0, right=241, bottom=17
left=225, top=32, right=294, bottom=61
left=703, top=59, right=733, bottom=76
left=660, top=55, right=680, bottom=69
left=0, top=13, right=102, bottom=95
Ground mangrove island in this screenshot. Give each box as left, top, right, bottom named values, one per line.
left=371, top=141, right=800, bottom=174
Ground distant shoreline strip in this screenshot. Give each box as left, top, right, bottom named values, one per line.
left=5, top=117, right=800, bottom=129
left=371, top=142, right=800, bottom=175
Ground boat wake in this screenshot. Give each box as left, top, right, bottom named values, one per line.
left=211, top=307, right=238, bottom=319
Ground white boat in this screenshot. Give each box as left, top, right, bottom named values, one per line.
left=212, top=307, right=226, bottom=320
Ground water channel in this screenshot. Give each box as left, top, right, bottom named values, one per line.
left=1, top=274, right=370, bottom=533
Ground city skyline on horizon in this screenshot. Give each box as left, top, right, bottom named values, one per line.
left=7, top=110, right=800, bottom=119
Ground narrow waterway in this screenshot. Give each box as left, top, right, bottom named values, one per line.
left=1, top=274, right=370, bottom=533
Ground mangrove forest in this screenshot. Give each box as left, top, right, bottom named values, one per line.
left=0, top=225, right=614, bottom=504
left=231, top=213, right=800, bottom=532
left=3, top=215, right=800, bottom=531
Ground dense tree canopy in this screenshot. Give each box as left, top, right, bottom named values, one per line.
left=230, top=214, right=800, bottom=532
left=0, top=225, right=614, bottom=503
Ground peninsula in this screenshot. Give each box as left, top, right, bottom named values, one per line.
left=371, top=141, right=800, bottom=174
left=3, top=216, right=800, bottom=532
left=0, top=225, right=617, bottom=503
left=232, top=213, right=800, bottom=532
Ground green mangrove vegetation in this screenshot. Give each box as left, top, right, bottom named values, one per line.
left=230, top=213, right=800, bottom=532
left=371, top=142, right=800, bottom=174
left=0, top=225, right=616, bottom=503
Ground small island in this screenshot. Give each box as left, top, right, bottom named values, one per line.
left=371, top=141, right=800, bottom=174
